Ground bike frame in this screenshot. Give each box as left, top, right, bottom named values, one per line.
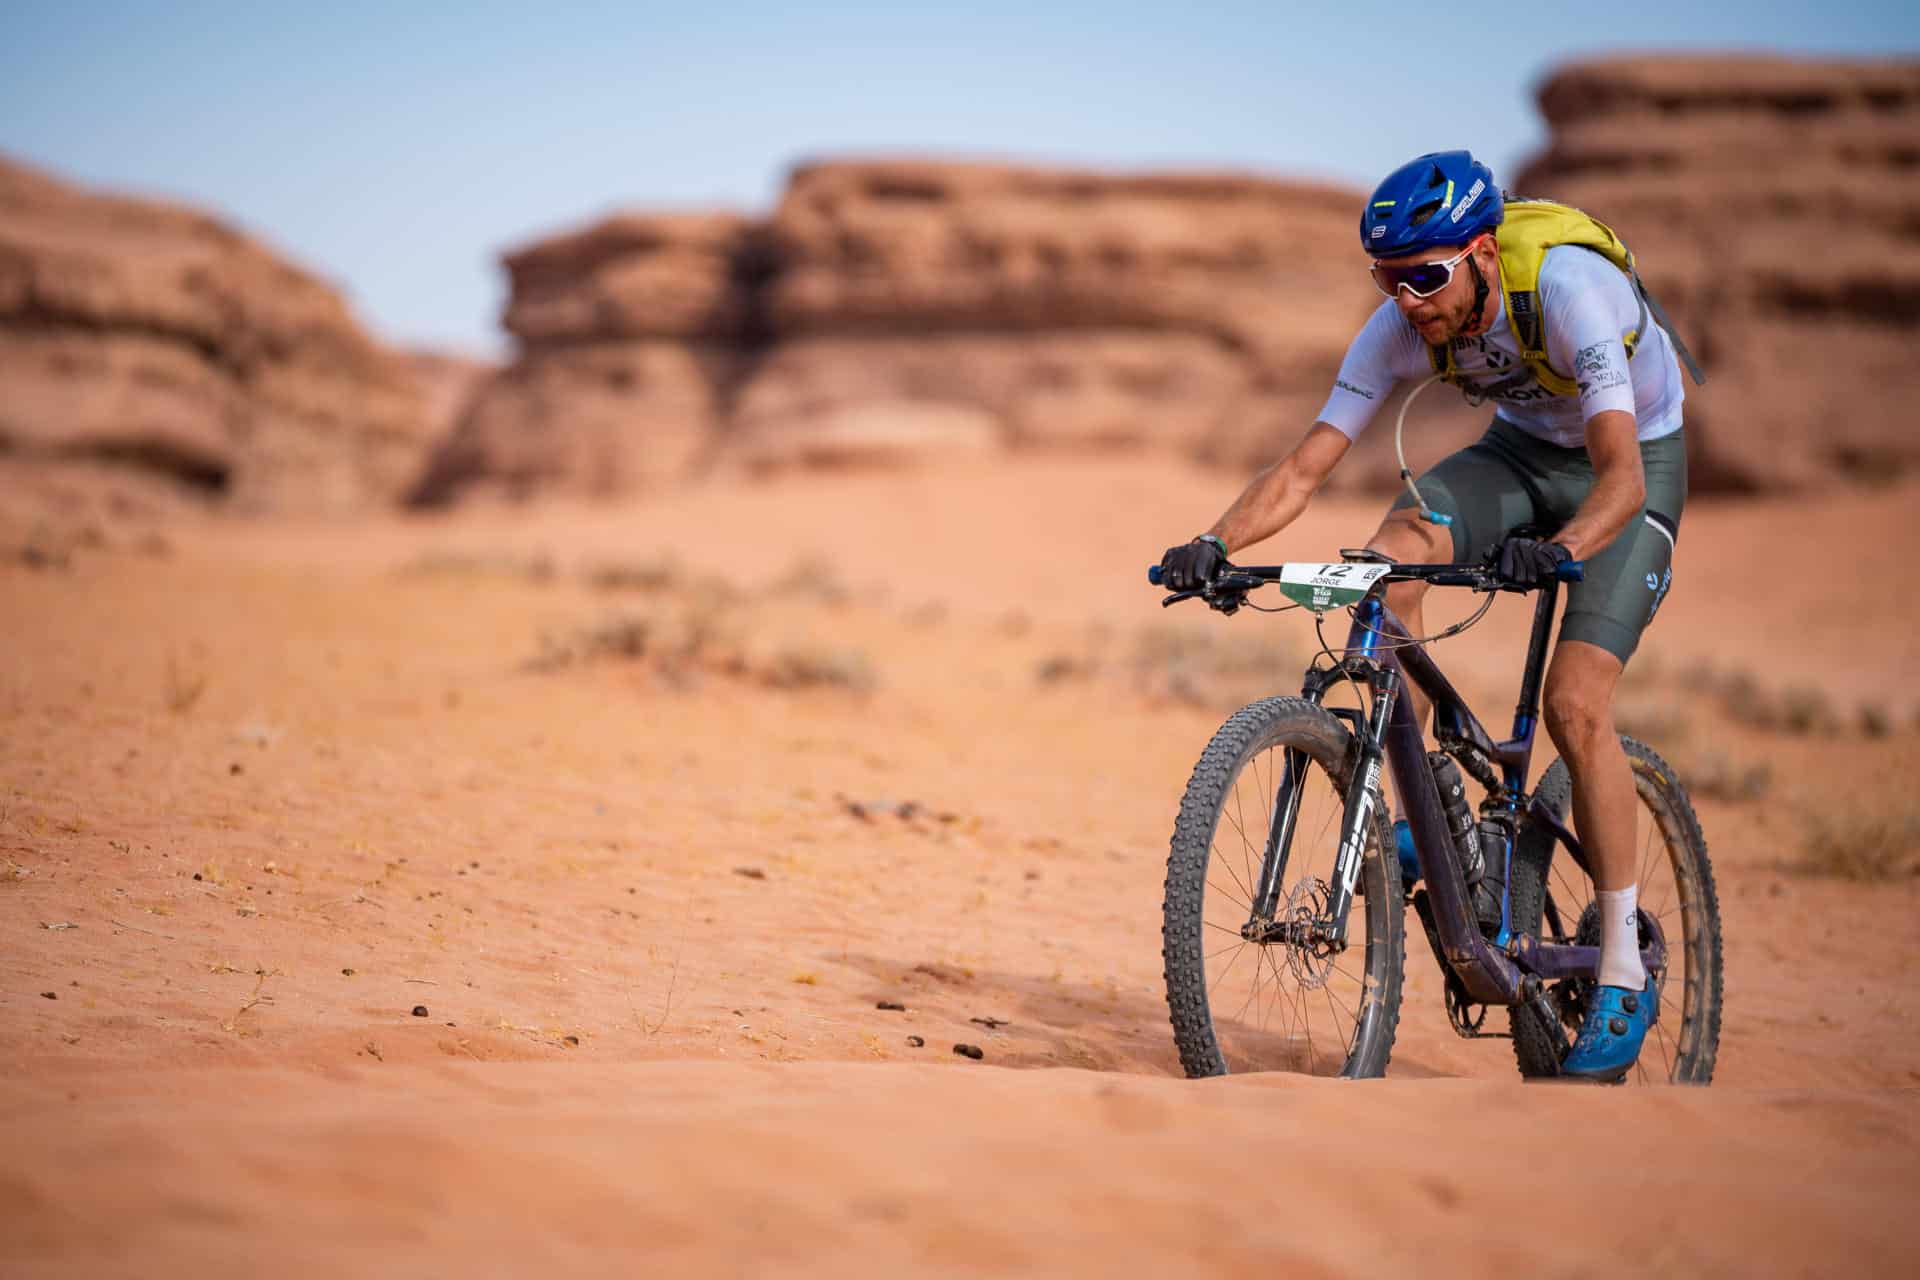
left=1252, top=574, right=1667, bottom=1009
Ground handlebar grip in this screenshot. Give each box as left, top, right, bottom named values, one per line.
left=1556, top=559, right=1585, bottom=583
left=1148, top=564, right=1165, bottom=586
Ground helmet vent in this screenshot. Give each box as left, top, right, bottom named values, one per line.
left=1428, top=163, right=1447, bottom=188
left=1409, top=198, right=1444, bottom=227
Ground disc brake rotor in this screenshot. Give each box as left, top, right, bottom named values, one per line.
left=1281, top=875, right=1339, bottom=990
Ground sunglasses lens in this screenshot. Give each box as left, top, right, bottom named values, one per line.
left=1372, top=261, right=1452, bottom=298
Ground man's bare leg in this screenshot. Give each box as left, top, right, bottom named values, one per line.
left=1542, top=638, right=1645, bottom=989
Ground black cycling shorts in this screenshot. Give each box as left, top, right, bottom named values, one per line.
left=1388, top=417, right=1686, bottom=663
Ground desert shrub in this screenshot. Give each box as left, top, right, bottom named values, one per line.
left=524, top=605, right=871, bottom=694
left=1128, top=622, right=1302, bottom=710
left=581, top=554, right=683, bottom=593
left=1673, top=748, right=1771, bottom=804
left=1778, top=685, right=1838, bottom=736
left=1797, top=811, right=1920, bottom=882
left=399, top=548, right=555, bottom=584
left=756, top=643, right=875, bottom=693
left=1615, top=700, right=1692, bottom=748
left=765, top=555, right=851, bottom=606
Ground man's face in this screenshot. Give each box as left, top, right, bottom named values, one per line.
left=1372, top=234, right=1498, bottom=343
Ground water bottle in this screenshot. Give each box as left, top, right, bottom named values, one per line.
left=1471, top=816, right=1511, bottom=934
left=1426, top=752, right=1485, bottom=884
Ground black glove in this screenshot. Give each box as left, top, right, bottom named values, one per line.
left=1159, top=536, right=1228, bottom=591
left=1497, top=536, right=1572, bottom=587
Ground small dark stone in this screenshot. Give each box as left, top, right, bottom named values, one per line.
left=906, top=1035, right=925, bottom=1047
left=192, top=873, right=203, bottom=881
left=469, top=861, right=480, bottom=869
left=876, top=1000, right=906, bottom=1012
left=732, top=866, right=767, bottom=880
left=563, top=1035, right=580, bottom=1046
left=953, top=1043, right=983, bottom=1060
left=341, top=968, right=355, bottom=976
left=40, top=991, right=57, bottom=1000
left=229, top=762, right=243, bottom=775
left=411, top=1005, right=429, bottom=1017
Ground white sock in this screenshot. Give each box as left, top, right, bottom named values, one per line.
left=1595, top=886, right=1646, bottom=990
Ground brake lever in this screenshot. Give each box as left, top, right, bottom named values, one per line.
left=1159, top=589, right=1203, bottom=608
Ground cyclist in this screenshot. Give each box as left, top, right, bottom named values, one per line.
left=1157, top=150, right=1692, bottom=1082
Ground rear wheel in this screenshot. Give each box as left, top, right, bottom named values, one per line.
left=1508, top=736, right=1723, bottom=1083
left=1161, top=696, right=1404, bottom=1078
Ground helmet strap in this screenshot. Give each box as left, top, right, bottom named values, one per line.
left=1462, top=254, right=1492, bottom=335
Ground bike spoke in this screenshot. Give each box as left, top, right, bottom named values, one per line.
left=1652, top=1012, right=1675, bottom=1078
left=1209, top=840, right=1254, bottom=907
left=1206, top=875, right=1251, bottom=914
left=1638, top=807, right=1660, bottom=890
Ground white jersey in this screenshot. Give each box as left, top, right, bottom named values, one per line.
left=1317, top=245, right=1686, bottom=448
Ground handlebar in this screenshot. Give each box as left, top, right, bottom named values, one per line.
left=1145, top=557, right=1583, bottom=597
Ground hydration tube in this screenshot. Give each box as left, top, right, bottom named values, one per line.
left=1395, top=371, right=1453, bottom=528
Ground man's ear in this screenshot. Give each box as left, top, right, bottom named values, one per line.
left=1475, top=233, right=1500, bottom=273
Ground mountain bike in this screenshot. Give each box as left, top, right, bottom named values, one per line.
left=1148, top=547, right=1722, bottom=1083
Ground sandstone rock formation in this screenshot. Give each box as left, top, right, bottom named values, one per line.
left=412, top=162, right=1417, bottom=505
left=1516, top=55, right=1920, bottom=491
left=428, top=54, right=1920, bottom=506
left=0, top=154, right=436, bottom=513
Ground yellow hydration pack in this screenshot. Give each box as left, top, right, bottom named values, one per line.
left=1427, top=199, right=1706, bottom=397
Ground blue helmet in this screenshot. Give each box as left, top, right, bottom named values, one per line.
left=1359, top=151, right=1502, bottom=257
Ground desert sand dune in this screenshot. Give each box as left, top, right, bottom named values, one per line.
left=4, top=457, right=1918, bottom=1275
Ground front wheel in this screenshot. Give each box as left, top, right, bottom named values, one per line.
left=1161, top=696, right=1404, bottom=1078
left=1508, top=736, right=1724, bottom=1083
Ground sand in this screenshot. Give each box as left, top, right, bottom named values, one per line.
left=4, top=456, right=1918, bottom=1275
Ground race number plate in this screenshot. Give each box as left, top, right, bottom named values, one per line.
left=1275, top=563, right=1391, bottom=613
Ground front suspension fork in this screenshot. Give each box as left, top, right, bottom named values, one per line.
left=1248, top=672, right=1397, bottom=943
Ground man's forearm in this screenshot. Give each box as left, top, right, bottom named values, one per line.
left=1206, top=464, right=1310, bottom=553
left=1200, top=422, right=1352, bottom=554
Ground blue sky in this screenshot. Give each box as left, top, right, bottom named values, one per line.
left=4, top=2, right=1915, bottom=354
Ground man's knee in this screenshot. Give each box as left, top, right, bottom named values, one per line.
left=1544, top=643, right=1624, bottom=758
left=1368, top=509, right=1452, bottom=564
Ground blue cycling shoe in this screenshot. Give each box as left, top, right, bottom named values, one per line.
left=1392, top=819, right=1420, bottom=888
left=1561, top=977, right=1659, bottom=1082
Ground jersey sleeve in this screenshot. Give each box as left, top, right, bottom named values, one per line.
left=1315, top=301, right=1423, bottom=440
left=1539, top=248, right=1640, bottom=423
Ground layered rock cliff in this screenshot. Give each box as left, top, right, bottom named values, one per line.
left=0, top=155, right=437, bottom=513
left=410, top=162, right=1399, bottom=504
left=426, top=55, right=1920, bottom=505
left=1516, top=55, right=1920, bottom=490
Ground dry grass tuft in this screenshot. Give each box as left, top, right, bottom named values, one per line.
left=1672, top=748, right=1772, bottom=804
left=398, top=548, right=556, bottom=584
left=582, top=553, right=686, bottom=594
left=1128, top=622, right=1304, bottom=710
left=526, top=601, right=874, bottom=695
left=766, top=555, right=852, bottom=606
left=757, top=643, right=875, bottom=693
left=1796, top=811, right=1920, bottom=882
left=1615, top=700, right=1692, bottom=749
